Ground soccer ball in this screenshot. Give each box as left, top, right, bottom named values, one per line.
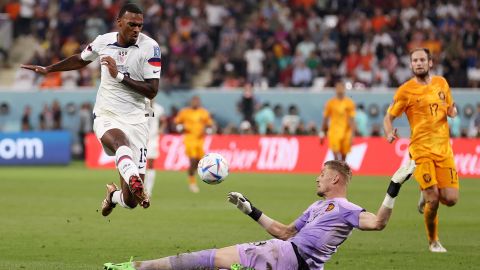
left=197, top=153, right=229, bottom=184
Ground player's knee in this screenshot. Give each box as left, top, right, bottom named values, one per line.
left=426, top=197, right=440, bottom=208
left=442, top=197, right=458, bottom=207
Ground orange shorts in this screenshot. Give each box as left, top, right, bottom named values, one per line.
left=184, top=138, right=204, bottom=160
left=413, top=159, right=459, bottom=190
left=328, top=133, right=352, bottom=155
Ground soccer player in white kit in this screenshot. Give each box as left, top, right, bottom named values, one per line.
left=145, top=101, right=165, bottom=197
left=22, top=3, right=161, bottom=216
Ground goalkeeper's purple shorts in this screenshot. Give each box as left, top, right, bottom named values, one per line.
left=236, top=239, right=299, bottom=270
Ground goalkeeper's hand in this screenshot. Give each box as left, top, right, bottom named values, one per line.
left=227, top=192, right=253, bottom=215
left=391, top=160, right=416, bottom=184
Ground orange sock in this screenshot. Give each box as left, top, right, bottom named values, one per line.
left=188, top=175, right=196, bottom=185
left=424, top=202, right=439, bottom=243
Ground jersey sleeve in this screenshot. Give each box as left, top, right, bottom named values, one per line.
left=444, top=79, right=454, bottom=107
left=174, top=110, right=184, bottom=124
left=348, top=100, right=356, bottom=118
left=80, top=36, right=102, bottom=62
left=387, top=89, right=408, bottom=117
left=143, top=42, right=161, bottom=79
left=294, top=201, right=318, bottom=231
left=204, top=110, right=214, bottom=126
left=323, top=100, right=331, bottom=118
left=342, top=208, right=365, bottom=228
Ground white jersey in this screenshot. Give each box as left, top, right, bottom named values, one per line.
left=81, top=32, right=161, bottom=124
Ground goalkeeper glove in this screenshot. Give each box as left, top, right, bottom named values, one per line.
left=227, top=192, right=263, bottom=221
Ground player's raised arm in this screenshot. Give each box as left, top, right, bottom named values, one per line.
left=227, top=192, right=298, bottom=240
left=21, top=54, right=91, bottom=75
left=358, top=160, right=416, bottom=231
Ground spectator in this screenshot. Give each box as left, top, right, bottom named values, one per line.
left=282, top=104, right=301, bottom=134
left=355, top=104, right=369, bottom=137
left=51, top=100, right=62, bottom=130
left=255, top=102, right=275, bottom=135
left=244, top=39, right=266, bottom=86
left=273, top=103, right=284, bottom=131
left=292, top=59, right=313, bottom=87
left=38, top=104, right=52, bottom=130
left=237, top=83, right=256, bottom=125
left=78, top=102, right=93, bottom=159
left=21, top=105, right=32, bottom=131
left=468, top=103, right=480, bottom=138
left=239, top=120, right=254, bottom=135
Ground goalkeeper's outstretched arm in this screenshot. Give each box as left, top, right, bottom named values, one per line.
left=227, top=192, right=298, bottom=240
left=358, top=160, right=416, bottom=231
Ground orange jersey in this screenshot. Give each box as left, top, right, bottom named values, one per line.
left=174, top=107, right=213, bottom=139
left=323, top=97, right=356, bottom=136
left=388, top=75, right=454, bottom=165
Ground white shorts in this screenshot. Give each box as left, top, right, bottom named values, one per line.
left=93, top=115, right=148, bottom=174
left=146, top=134, right=159, bottom=159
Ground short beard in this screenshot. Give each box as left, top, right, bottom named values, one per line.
left=414, top=69, right=429, bottom=80
left=317, top=191, right=325, bottom=197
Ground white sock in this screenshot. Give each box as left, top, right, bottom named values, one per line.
left=115, top=146, right=139, bottom=185
left=111, top=190, right=131, bottom=209
left=145, top=169, right=156, bottom=197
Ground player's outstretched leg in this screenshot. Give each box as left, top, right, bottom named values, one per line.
left=104, top=249, right=216, bottom=270
left=101, top=183, right=118, bottom=216
left=115, top=146, right=150, bottom=208
left=104, top=257, right=135, bottom=270
left=188, top=158, right=200, bottom=193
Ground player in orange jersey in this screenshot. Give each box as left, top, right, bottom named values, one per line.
left=175, top=96, right=214, bottom=193
left=383, top=48, right=458, bottom=253
left=320, top=82, right=356, bottom=161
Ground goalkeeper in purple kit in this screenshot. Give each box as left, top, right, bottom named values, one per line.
left=104, top=160, right=415, bottom=270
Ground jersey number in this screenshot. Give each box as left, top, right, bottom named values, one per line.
left=139, top=148, right=147, bottom=163
left=429, top=103, right=438, bottom=116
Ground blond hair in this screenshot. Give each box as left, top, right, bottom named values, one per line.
left=324, top=160, right=352, bottom=182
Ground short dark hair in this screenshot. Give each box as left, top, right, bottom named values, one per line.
left=324, top=160, right=352, bottom=182
left=118, top=3, right=143, bottom=18
left=409, top=48, right=432, bottom=60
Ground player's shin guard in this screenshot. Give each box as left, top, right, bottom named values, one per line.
left=116, top=146, right=139, bottom=185
left=169, top=249, right=216, bottom=270
left=145, top=169, right=156, bottom=197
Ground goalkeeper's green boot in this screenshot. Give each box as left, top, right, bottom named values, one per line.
left=231, top=263, right=255, bottom=270
left=104, top=257, right=136, bottom=270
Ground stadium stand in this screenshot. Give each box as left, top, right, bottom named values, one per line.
left=0, top=0, right=479, bottom=89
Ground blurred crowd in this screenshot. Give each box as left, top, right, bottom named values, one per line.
left=14, top=88, right=480, bottom=160
left=16, top=98, right=480, bottom=138
left=1, top=0, right=479, bottom=90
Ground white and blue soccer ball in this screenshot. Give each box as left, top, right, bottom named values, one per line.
left=197, top=153, right=229, bottom=184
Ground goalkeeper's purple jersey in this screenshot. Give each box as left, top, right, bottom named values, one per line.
left=288, top=198, right=365, bottom=270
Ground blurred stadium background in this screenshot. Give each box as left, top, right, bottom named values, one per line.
left=1, top=0, right=480, bottom=269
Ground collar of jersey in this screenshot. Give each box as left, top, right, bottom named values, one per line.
left=107, top=33, right=140, bottom=48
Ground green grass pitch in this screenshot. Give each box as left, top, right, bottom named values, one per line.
left=1, top=162, right=479, bottom=270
